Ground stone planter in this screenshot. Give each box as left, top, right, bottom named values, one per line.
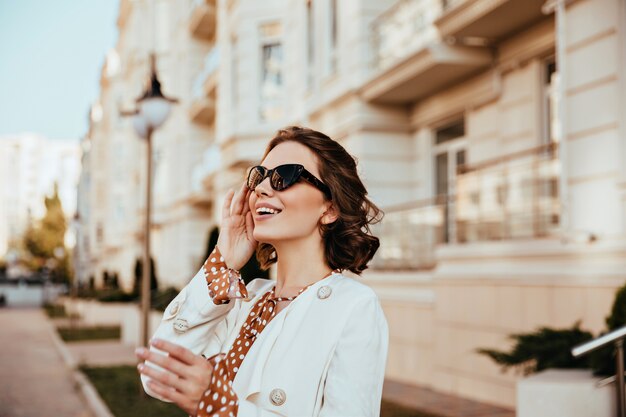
left=517, top=369, right=616, bottom=417
left=62, top=298, right=136, bottom=326
left=120, top=307, right=163, bottom=347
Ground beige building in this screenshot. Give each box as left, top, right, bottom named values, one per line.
left=201, top=0, right=626, bottom=409
left=79, top=0, right=626, bottom=409
left=78, top=0, right=217, bottom=290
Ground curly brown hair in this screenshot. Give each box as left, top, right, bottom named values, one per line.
left=255, top=126, right=383, bottom=275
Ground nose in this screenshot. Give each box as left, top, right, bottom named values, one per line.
left=254, top=176, right=274, bottom=197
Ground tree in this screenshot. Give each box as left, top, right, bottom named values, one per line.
left=22, top=183, right=72, bottom=284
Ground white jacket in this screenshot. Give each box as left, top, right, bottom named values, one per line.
left=142, top=267, right=389, bottom=417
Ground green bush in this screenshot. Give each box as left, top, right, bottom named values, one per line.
left=43, top=303, right=67, bottom=318
left=606, top=283, right=626, bottom=331
left=589, top=282, right=626, bottom=376
left=76, top=286, right=98, bottom=299
left=479, top=281, right=626, bottom=377
left=96, top=289, right=138, bottom=303
left=476, top=322, right=593, bottom=375
left=57, top=325, right=121, bottom=342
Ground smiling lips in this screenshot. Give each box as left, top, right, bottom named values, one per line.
left=254, top=204, right=283, bottom=219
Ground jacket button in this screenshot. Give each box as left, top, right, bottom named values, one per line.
left=173, top=318, right=189, bottom=334
left=269, top=388, right=286, bottom=406
left=317, top=286, right=332, bottom=299
left=169, top=301, right=180, bottom=316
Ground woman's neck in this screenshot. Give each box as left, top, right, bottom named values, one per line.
left=272, top=237, right=331, bottom=297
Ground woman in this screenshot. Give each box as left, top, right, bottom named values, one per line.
left=136, top=126, right=388, bottom=416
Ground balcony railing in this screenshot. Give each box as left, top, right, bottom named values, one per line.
left=192, top=47, right=219, bottom=99
left=189, top=0, right=216, bottom=40
left=371, top=198, right=445, bottom=270
left=190, top=48, right=218, bottom=125
left=435, top=0, right=547, bottom=40
left=371, top=0, right=444, bottom=70
left=455, top=143, right=560, bottom=243
left=372, top=143, right=560, bottom=270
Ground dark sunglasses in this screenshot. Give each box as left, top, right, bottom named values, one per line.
left=246, top=164, right=332, bottom=199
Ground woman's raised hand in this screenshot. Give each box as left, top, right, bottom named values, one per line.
left=215, top=182, right=257, bottom=271
left=136, top=339, right=214, bottom=416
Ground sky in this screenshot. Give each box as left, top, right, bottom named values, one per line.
left=0, top=0, right=120, bottom=140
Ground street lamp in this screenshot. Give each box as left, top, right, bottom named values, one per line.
left=123, top=53, right=177, bottom=348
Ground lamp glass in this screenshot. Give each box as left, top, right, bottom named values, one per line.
left=132, top=113, right=149, bottom=139
left=140, top=98, right=172, bottom=129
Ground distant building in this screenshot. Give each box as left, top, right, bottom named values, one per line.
left=0, top=133, right=80, bottom=258
left=205, top=0, right=626, bottom=408
left=77, top=0, right=215, bottom=291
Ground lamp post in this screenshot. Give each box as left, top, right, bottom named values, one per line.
left=123, top=54, right=177, bottom=348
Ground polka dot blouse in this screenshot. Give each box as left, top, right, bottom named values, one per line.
left=196, top=246, right=334, bottom=417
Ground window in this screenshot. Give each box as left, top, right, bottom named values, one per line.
left=432, top=118, right=467, bottom=243
left=435, top=119, right=465, bottom=144
left=96, top=223, right=103, bottom=244
left=542, top=58, right=558, bottom=145
left=259, top=23, right=284, bottom=121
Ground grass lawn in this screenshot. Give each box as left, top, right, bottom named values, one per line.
left=81, top=365, right=433, bottom=417
left=57, top=325, right=121, bottom=342
left=81, top=365, right=187, bottom=417
left=43, top=303, right=68, bottom=318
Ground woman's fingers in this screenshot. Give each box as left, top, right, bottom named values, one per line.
left=222, top=188, right=235, bottom=220
left=144, top=378, right=194, bottom=413
left=136, top=347, right=188, bottom=377
left=245, top=211, right=256, bottom=243
left=242, top=190, right=251, bottom=216
left=230, top=182, right=248, bottom=216
left=150, top=339, right=203, bottom=366
left=138, top=362, right=189, bottom=393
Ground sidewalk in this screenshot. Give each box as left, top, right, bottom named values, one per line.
left=0, top=308, right=93, bottom=417
left=383, top=380, right=515, bottom=417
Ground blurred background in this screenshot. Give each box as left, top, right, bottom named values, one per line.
left=1, top=0, right=626, bottom=416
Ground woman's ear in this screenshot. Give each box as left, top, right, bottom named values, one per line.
left=321, top=202, right=339, bottom=225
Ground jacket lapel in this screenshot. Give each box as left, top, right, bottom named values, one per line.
left=231, top=299, right=287, bottom=398
left=232, top=274, right=341, bottom=401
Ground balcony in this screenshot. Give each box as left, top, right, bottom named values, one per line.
left=188, top=144, right=220, bottom=208
left=189, top=0, right=216, bottom=41
left=362, top=0, right=492, bottom=104
left=189, top=48, right=218, bottom=125
left=436, top=0, right=547, bottom=41
left=455, top=143, right=560, bottom=242
left=371, top=199, right=445, bottom=270
left=186, top=189, right=213, bottom=209
left=372, top=143, right=560, bottom=270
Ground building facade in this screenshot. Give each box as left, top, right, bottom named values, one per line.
left=80, top=0, right=626, bottom=409
left=78, top=0, right=217, bottom=290
left=203, top=0, right=626, bottom=408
